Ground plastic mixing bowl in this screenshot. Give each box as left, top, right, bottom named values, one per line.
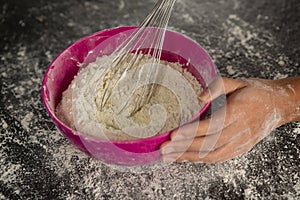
left=42, top=26, right=217, bottom=166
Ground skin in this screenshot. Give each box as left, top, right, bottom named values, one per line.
left=160, top=76, right=300, bottom=163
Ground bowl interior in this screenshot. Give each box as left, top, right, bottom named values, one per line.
left=42, top=26, right=217, bottom=166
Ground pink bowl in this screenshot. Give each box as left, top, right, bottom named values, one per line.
left=42, top=26, right=217, bottom=166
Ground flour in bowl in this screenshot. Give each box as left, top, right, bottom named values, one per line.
left=56, top=54, right=204, bottom=140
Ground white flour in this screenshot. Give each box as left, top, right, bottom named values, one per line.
left=57, top=54, right=203, bottom=140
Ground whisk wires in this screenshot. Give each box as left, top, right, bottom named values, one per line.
left=98, top=0, right=176, bottom=115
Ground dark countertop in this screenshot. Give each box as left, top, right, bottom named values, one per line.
left=0, top=0, right=299, bottom=199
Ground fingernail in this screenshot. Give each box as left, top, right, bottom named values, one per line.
left=162, top=155, right=176, bottom=163
left=161, top=147, right=175, bottom=154
left=198, top=152, right=208, bottom=159
left=180, top=160, right=190, bottom=163
left=199, top=90, right=209, bottom=101
left=172, top=134, right=185, bottom=141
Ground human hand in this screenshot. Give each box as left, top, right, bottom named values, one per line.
left=160, top=77, right=300, bottom=163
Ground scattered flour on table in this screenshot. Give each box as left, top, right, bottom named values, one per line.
left=1, top=118, right=8, bottom=129
left=21, top=112, right=34, bottom=131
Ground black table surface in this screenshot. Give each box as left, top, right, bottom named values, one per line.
left=1, top=0, right=299, bottom=199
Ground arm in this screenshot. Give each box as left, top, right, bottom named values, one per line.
left=271, top=77, right=300, bottom=124
left=160, top=76, right=300, bottom=163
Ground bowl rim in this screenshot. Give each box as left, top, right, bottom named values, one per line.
left=41, top=26, right=216, bottom=144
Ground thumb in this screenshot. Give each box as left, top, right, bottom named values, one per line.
left=199, top=77, right=248, bottom=102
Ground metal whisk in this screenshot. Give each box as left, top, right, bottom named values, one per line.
left=98, top=0, right=176, bottom=115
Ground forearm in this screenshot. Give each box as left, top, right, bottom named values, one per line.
left=274, top=76, right=300, bottom=124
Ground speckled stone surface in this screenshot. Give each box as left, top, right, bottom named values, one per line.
left=1, top=0, right=299, bottom=199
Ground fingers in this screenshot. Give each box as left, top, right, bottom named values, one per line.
left=170, top=77, right=247, bottom=140
left=162, top=130, right=255, bottom=163
left=199, top=77, right=248, bottom=102
left=170, top=119, right=210, bottom=141
left=163, top=140, right=253, bottom=163
left=170, top=105, right=230, bottom=140
left=162, top=122, right=248, bottom=153
left=160, top=138, right=194, bottom=154
left=160, top=77, right=252, bottom=163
